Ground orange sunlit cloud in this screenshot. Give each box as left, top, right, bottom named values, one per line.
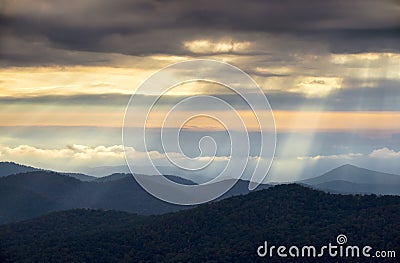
left=1, top=110, right=399, bottom=132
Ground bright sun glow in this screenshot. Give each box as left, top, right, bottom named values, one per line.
left=184, top=40, right=252, bottom=54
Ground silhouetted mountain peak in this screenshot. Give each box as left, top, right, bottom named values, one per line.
left=95, top=173, right=129, bottom=182
left=0, top=161, right=41, bottom=177
left=301, top=164, right=400, bottom=194
left=1, top=171, right=82, bottom=186
left=337, top=163, right=359, bottom=169
left=331, top=164, right=367, bottom=172
left=0, top=161, right=96, bottom=182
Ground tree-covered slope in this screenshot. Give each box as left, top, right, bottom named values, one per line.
left=0, top=184, right=398, bottom=262
left=0, top=171, right=269, bottom=224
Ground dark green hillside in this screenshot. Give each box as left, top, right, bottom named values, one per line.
left=0, top=171, right=265, bottom=224
left=0, top=184, right=398, bottom=262
left=0, top=171, right=185, bottom=224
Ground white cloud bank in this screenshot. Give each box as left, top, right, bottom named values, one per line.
left=0, top=144, right=126, bottom=160
left=1, top=144, right=399, bottom=182
left=369, top=147, right=400, bottom=159
left=0, top=144, right=231, bottom=177
left=298, top=148, right=400, bottom=161
left=297, top=153, right=363, bottom=161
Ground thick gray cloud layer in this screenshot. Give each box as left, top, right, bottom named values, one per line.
left=2, top=78, right=400, bottom=111
left=1, top=0, right=399, bottom=66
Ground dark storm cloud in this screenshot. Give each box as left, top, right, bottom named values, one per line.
left=0, top=93, right=130, bottom=105
left=1, top=0, right=399, bottom=66
left=267, top=85, right=400, bottom=111
left=266, top=79, right=400, bottom=111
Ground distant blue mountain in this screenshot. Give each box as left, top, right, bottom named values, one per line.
left=95, top=173, right=197, bottom=185
left=300, top=164, right=400, bottom=195
left=0, top=161, right=96, bottom=182
left=0, top=162, right=40, bottom=177
left=0, top=168, right=269, bottom=224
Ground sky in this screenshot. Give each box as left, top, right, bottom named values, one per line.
left=0, top=0, right=400, bottom=182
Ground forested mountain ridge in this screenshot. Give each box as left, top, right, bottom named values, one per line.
left=0, top=184, right=398, bottom=262
left=0, top=170, right=268, bottom=224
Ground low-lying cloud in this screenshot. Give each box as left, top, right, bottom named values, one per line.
left=369, top=147, right=400, bottom=159
left=2, top=143, right=399, bottom=182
